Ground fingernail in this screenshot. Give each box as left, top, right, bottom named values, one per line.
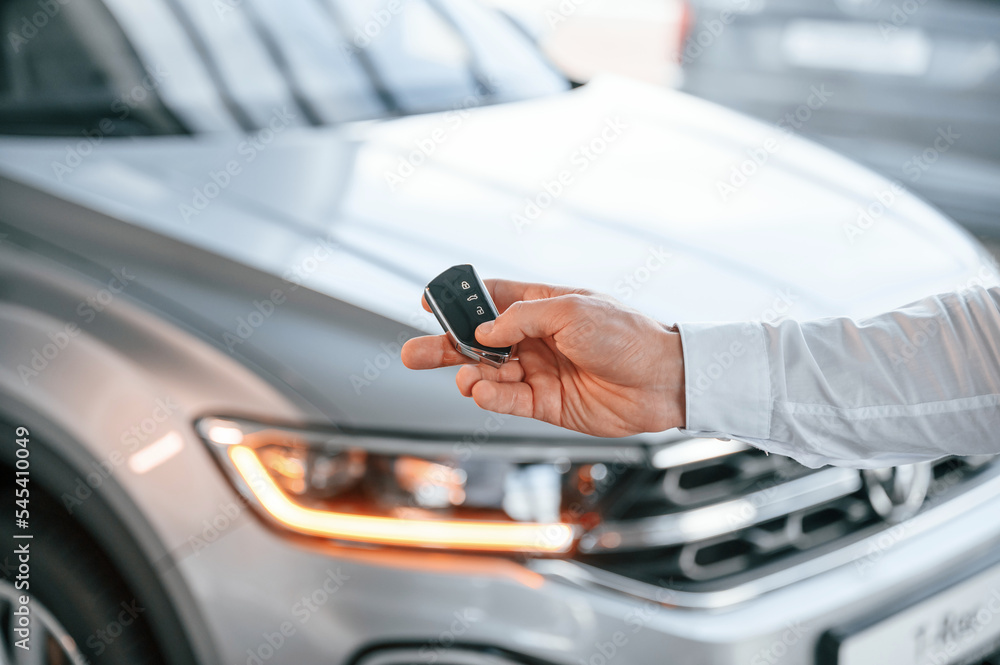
left=477, top=321, right=495, bottom=336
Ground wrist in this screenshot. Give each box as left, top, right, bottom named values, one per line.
left=656, top=324, right=686, bottom=431
left=667, top=326, right=687, bottom=428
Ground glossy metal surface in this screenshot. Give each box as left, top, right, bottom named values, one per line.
left=578, top=467, right=863, bottom=552
left=537, top=460, right=1000, bottom=609
left=0, top=76, right=994, bottom=439
left=1, top=68, right=999, bottom=665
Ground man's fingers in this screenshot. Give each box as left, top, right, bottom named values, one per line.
left=455, top=361, right=525, bottom=396
left=470, top=380, right=535, bottom=418
left=419, top=278, right=590, bottom=316
left=483, top=279, right=593, bottom=313
left=401, top=335, right=476, bottom=369
left=476, top=295, right=587, bottom=348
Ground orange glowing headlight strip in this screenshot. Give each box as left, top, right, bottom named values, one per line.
left=228, top=445, right=575, bottom=553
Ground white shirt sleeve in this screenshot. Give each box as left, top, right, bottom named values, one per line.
left=676, top=286, right=1000, bottom=469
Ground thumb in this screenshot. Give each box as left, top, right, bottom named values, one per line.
left=476, top=296, right=584, bottom=347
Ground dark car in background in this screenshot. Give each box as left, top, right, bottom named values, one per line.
left=4, top=1, right=1000, bottom=664
left=679, top=0, right=1000, bottom=238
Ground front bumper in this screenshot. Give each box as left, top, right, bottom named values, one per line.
left=178, top=465, right=1000, bottom=664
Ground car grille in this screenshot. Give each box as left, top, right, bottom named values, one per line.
left=574, top=440, right=998, bottom=590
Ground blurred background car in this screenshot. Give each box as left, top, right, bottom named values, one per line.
left=481, top=0, right=687, bottom=85
left=676, top=0, right=1000, bottom=239
left=490, top=0, right=1000, bottom=244
left=0, top=0, right=569, bottom=134
left=4, top=1, right=1000, bottom=665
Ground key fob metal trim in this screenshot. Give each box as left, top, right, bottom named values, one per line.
left=424, top=264, right=512, bottom=368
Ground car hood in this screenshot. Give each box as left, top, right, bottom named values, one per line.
left=0, top=76, right=993, bottom=435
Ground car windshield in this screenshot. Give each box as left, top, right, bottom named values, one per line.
left=0, top=0, right=568, bottom=136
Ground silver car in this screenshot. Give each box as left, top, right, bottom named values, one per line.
left=2, top=1, right=1000, bottom=664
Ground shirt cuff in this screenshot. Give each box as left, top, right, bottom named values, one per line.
left=675, top=321, right=772, bottom=440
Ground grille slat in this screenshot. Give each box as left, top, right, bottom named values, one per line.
left=579, top=466, right=862, bottom=553
left=577, top=441, right=997, bottom=589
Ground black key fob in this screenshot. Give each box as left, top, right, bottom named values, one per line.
left=424, top=264, right=512, bottom=367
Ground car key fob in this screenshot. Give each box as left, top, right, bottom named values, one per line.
left=424, top=264, right=512, bottom=368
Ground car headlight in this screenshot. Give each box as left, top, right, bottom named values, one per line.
left=196, top=417, right=645, bottom=554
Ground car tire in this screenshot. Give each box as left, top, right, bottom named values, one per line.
left=0, top=477, right=167, bottom=665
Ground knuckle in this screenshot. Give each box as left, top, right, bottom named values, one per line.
left=506, top=391, right=518, bottom=414
left=559, top=293, right=592, bottom=316
left=503, top=300, right=526, bottom=320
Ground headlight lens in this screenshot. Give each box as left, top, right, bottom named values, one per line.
left=197, top=417, right=645, bottom=554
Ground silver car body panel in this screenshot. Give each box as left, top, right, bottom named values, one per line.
left=1, top=75, right=998, bottom=663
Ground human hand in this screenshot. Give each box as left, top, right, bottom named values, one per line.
left=401, top=279, right=686, bottom=437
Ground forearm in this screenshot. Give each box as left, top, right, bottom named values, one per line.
left=676, top=286, right=1000, bottom=468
